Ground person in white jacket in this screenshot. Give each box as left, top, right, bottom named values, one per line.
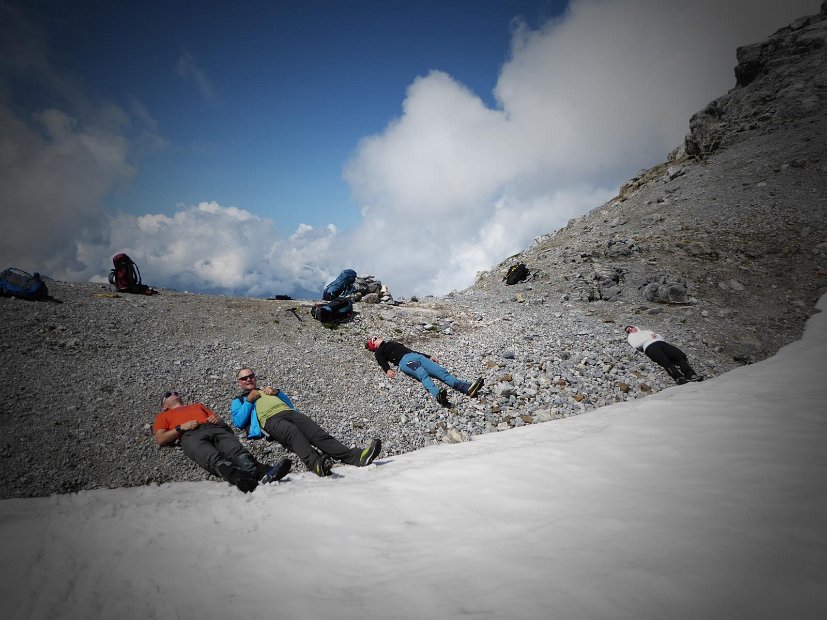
left=624, top=325, right=702, bottom=384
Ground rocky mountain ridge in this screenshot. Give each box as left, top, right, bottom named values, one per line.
left=471, top=2, right=827, bottom=364
left=1, top=4, right=825, bottom=499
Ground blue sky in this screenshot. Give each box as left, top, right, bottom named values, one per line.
left=53, top=0, right=556, bottom=231
left=1, top=0, right=818, bottom=298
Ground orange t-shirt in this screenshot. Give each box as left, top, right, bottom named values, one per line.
left=153, top=403, right=215, bottom=433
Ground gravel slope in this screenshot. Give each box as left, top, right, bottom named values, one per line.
left=1, top=4, right=825, bottom=499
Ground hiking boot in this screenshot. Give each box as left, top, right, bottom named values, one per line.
left=234, top=453, right=259, bottom=479
left=217, top=462, right=257, bottom=493
left=359, top=438, right=382, bottom=467
left=314, top=455, right=333, bottom=477
left=236, top=475, right=259, bottom=493
left=260, top=458, right=292, bottom=484
left=689, top=375, right=704, bottom=382
left=467, top=377, right=484, bottom=398
left=675, top=376, right=688, bottom=385
left=436, top=388, right=451, bottom=408
left=216, top=461, right=240, bottom=484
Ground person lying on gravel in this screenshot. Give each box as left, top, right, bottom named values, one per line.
left=624, top=325, right=703, bottom=385
left=153, top=391, right=291, bottom=492
left=231, top=367, right=381, bottom=477
left=365, top=337, right=483, bottom=407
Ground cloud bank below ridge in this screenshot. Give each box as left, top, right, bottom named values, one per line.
left=0, top=0, right=817, bottom=297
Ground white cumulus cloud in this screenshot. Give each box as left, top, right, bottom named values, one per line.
left=75, top=202, right=341, bottom=297
left=1, top=0, right=819, bottom=298
left=341, top=0, right=817, bottom=296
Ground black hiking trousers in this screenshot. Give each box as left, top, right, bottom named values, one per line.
left=180, top=423, right=257, bottom=478
left=264, top=410, right=361, bottom=472
left=644, top=341, right=697, bottom=382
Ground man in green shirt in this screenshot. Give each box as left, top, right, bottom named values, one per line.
left=231, top=367, right=381, bottom=477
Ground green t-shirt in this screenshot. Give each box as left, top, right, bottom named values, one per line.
left=255, top=393, right=293, bottom=425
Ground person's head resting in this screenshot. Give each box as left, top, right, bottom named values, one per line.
left=624, top=325, right=638, bottom=334
left=161, top=391, right=184, bottom=411
left=365, top=337, right=382, bottom=352
left=236, top=367, right=257, bottom=390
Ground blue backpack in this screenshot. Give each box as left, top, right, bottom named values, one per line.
left=0, top=268, right=48, bottom=301
left=322, top=269, right=357, bottom=300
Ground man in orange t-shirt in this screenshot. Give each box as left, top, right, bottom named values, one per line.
left=154, top=391, right=290, bottom=492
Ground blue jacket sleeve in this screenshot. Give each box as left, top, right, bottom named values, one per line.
left=231, top=397, right=262, bottom=438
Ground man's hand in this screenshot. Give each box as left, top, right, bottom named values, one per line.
left=430, top=356, right=441, bottom=364
left=205, top=414, right=223, bottom=425
left=155, top=420, right=197, bottom=446
left=263, top=387, right=276, bottom=396
left=246, top=389, right=260, bottom=402
left=386, top=369, right=396, bottom=379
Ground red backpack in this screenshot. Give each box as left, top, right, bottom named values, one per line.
left=108, top=253, right=153, bottom=294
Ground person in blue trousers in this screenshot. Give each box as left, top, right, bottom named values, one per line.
left=366, top=337, right=483, bottom=407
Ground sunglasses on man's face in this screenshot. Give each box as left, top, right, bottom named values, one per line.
left=161, top=391, right=179, bottom=407
left=237, top=374, right=256, bottom=382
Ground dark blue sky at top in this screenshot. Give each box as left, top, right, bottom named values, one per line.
left=18, top=0, right=564, bottom=231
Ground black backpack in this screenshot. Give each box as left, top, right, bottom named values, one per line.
left=0, top=268, right=48, bottom=301
left=311, top=298, right=353, bottom=323
left=503, top=262, right=529, bottom=285
left=108, top=253, right=153, bottom=294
